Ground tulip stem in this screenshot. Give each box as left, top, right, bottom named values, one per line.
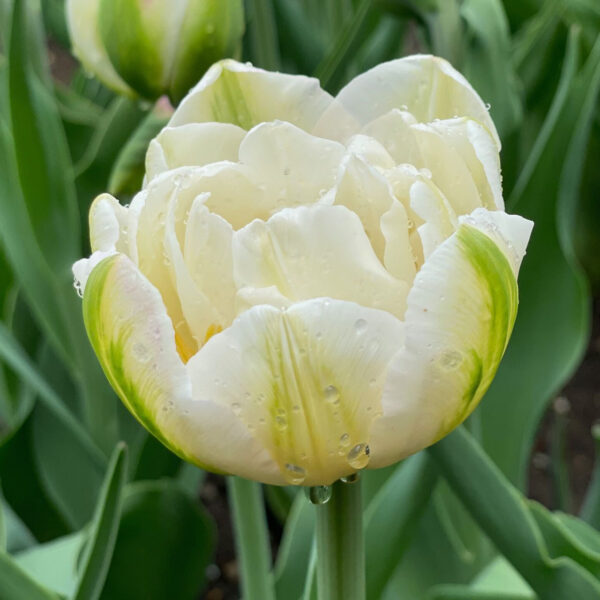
left=227, top=477, right=275, bottom=600
left=315, top=477, right=365, bottom=600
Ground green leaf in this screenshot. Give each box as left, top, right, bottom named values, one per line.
left=0, top=550, right=60, bottom=600
left=479, top=27, right=597, bottom=487
left=100, top=480, right=215, bottom=600
left=72, top=443, right=128, bottom=600
left=274, top=491, right=315, bottom=599
left=107, top=110, right=168, bottom=197
left=7, top=0, right=79, bottom=272
left=0, top=323, right=105, bottom=468
left=15, top=532, right=87, bottom=598
left=460, top=0, right=523, bottom=138
left=313, top=0, right=378, bottom=93
left=581, top=423, right=600, bottom=527
left=246, top=0, right=281, bottom=71
left=429, top=427, right=600, bottom=599
left=364, top=453, right=437, bottom=599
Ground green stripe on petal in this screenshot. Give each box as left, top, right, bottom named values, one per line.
left=83, top=254, right=184, bottom=450
left=170, top=60, right=338, bottom=133
left=82, top=253, right=282, bottom=483
left=368, top=209, right=532, bottom=468
left=188, top=299, right=405, bottom=485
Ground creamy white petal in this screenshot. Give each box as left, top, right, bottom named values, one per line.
left=89, top=193, right=129, bottom=254
left=361, top=109, right=419, bottom=164
left=145, top=123, right=245, bottom=182
left=82, top=253, right=282, bottom=483
left=332, top=154, right=396, bottom=261
left=170, top=59, right=337, bottom=132
left=163, top=192, right=219, bottom=349
left=328, top=55, right=500, bottom=147
left=413, top=118, right=502, bottom=211
left=345, top=134, right=396, bottom=169
left=187, top=298, right=404, bottom=485
left=410, top=179, right=458, bottom=259
left=183, top=198, right=236, bottom=330
left=238, top=121, right=345, bottom=210
left=380, top=200, right=416, bottom=284
left=368, top=209, right=532, bottom=467
left=233, top=205, right=409, bottom=318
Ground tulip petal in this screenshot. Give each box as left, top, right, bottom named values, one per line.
left=411, top=118, right=502, bottom=212
left=89, top=193, right=128, bottom=253
left=83, top=253, right=283, bottom=483
left=328, top=54, right=500, bottom=147
left=368, top=209, right=533, bottom=467
left=238, top=121, right=345, bottom=209
left=145, top=123, right=245, bottom=182
left=170, top=59, right=337, bottom=132
left=66, top=0, right=133, bottom=96
left=233, top=205, right=409, bottom=318
left=187, top=298, right=404, bottom=485
left=332, top=154, right=396, bottom=261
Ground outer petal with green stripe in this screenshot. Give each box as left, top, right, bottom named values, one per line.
left=74, top=55, right=533, bottom=485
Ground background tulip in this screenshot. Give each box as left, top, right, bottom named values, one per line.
left=66, top=0, right=245, bottom=103
left=74, top=55, right=533, bottom=487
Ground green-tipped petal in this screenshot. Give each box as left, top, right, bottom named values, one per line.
left=187, top=298, right=404, bottom=485
left=66, top=0, right=134, bottom=96
left=170, top=59, right=338, bottom=131
left=368, top=208, right=533, bottom=467
left=82, top=253, right=282, bottom=482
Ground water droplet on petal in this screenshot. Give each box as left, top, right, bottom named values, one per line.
left=354, top=318, right=367, bottom=333
left=307, top=485, right=332, bottom=505
left=275, top=415, right=287, bottom=430
left=341, top=473, right=359, bottom=484
left=231, top=402, right=241, bottom=415
left=439, top=350, right=463, bottom=370
left=347, top=443, right=370, bottom=469
left=323, top=385, right=340, bottom=405
left=339, top=433, right=350, bottom=447
left=284, top=463, right=306, bottom=484
left=132, top=342, right=150, bottom=363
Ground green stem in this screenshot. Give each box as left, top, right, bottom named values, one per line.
left=227, top=477, right=275, bottom=600
left=315, top=478, right=365, bottom=600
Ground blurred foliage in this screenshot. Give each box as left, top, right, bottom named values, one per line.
left=0, top=0, right=598, bottom=598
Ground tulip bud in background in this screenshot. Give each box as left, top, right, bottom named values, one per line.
left=66, top=0, right=245, bottom=104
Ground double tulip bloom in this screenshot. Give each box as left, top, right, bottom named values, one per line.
left=74, top=56, right=532, bottom=486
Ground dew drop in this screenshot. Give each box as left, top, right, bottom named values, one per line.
left=132, top=342, right=150, bottom=363
left=73, top=278, right=83, bottom=298
left=341, top=473, right=359, bottom=484
left=284, top=463, right=306, bottom=484
left=439, top=350, right=463, bottom=370
left=323, top=385, right=340, bottom=405
left=354, top=318, right=367, bottom=333
left=339, top=432, right=351, bottom=448
left=307, top=485, right=332, bottom=505
left=347, top=443, right=370, bottom=469
left=231, top=402, right=241, bottom=415
left=275, top=415, right=287, bottom=430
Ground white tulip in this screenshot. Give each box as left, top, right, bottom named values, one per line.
left=74, top=56, right=533, bottom=485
